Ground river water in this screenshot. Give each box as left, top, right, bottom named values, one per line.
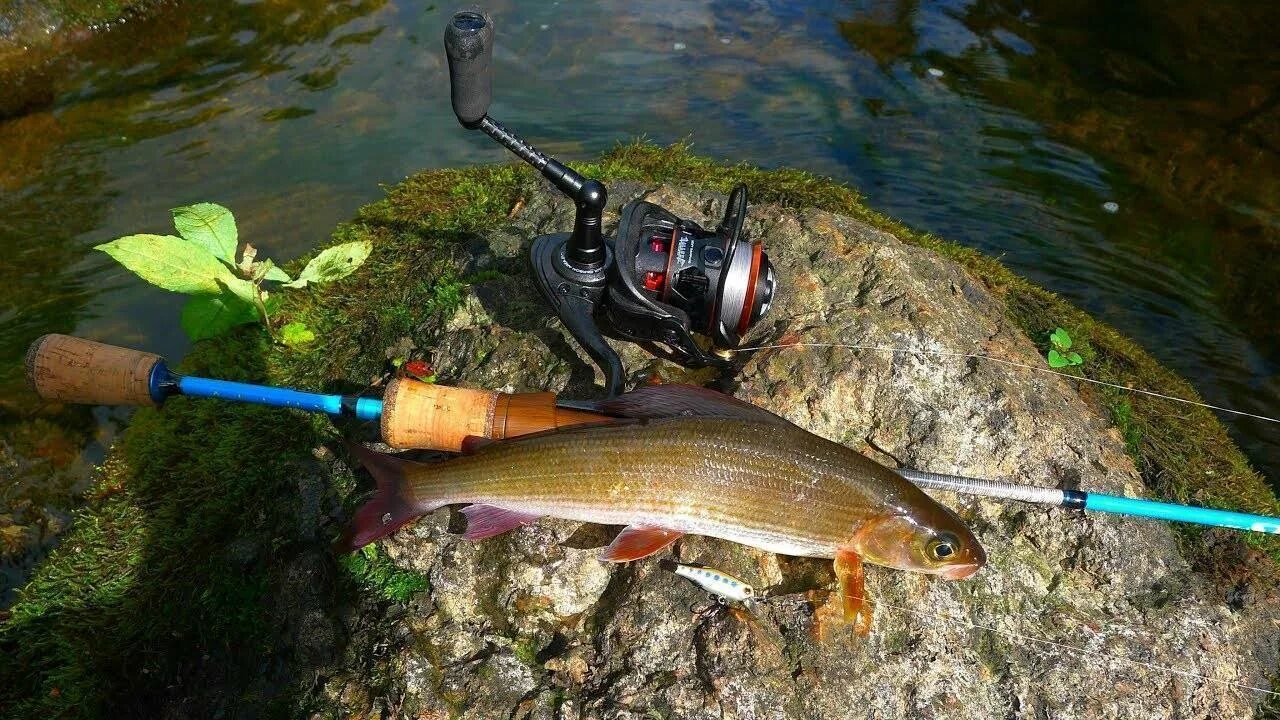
left=1, top=0, right=1277, bottom=602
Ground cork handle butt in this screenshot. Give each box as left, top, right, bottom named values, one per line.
left=26, top=334, right=163, bottom=406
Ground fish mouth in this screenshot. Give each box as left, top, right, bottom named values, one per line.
left=939, top=562, right=981, bottom=580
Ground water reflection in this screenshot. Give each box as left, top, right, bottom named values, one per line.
left=834, top=0, right=1280, bottom=474
left=1, top=0, right=1278, bottom=600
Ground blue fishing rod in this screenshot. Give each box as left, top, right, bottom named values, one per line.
left=25, top=334, right=600, bottom=452
left=27, top=334, right=1280, bottom=536
left=25, top=333, right=383, bottom=421
left=899, top=469, right=1280, bottom=536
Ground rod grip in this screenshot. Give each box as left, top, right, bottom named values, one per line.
left=444, top=8, right=494, bottom=126
left=25, top=334, right=163, bottom=406
left=381, top=380, right=497, bottom=450
left=380, top=379, right=609, bottom=451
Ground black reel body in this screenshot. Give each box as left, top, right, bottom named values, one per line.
left=607, top=188, right=775, bottom=364
left=446, top=8, right=777, bottom=395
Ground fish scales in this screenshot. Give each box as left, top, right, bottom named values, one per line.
left=399, top=416, right=915, bottom=556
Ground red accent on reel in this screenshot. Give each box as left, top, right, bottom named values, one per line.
left=643, top=271, right=665, bottom=292
left=736, top=242, right=764, bottom=337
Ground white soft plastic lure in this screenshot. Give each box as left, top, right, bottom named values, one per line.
left=661, top=560, right=756, bottom=603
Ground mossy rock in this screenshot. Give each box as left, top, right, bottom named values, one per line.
left=2, top=144, right=1278, bottom=718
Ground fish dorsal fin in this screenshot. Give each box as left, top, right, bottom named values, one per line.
left=460, top=435, right=496, bottom=454
left=460, top=504, right=541, bottom=540
left=592, top=383, right=792, bottom=426
left=599, top=525, right=684, bottom=562
left=460, top=419, right=636, bottom=454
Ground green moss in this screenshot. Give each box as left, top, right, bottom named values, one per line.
left=1106, top=396, right=1144, bottom=465
left=3, top=143, right=1276, bottom=716
left=510, top=636, right=540, bottom=667
left=339, top=544, right=428, bottom=604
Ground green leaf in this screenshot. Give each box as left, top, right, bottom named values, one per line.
left=1066, top=351, right=1083, bottom=366
left=262, top=263, right=292, bottom=283
left=280, top=321, right=316, bottom=346
left=172, top=203, right=238, bottom=264
left=1047, top=349, right=1070, bottom=368
left=180, top=292, right=259, bottom=341
left=96, top=234, right=245, bottom=296
left=285, top=240, right=371, bottom=288
left=1049, top=327, right=1072, bottom=350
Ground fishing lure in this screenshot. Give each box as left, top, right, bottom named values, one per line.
left=660, top=559, right=758, bottom=604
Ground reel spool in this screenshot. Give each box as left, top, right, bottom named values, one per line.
left=444, top=9, right=778, bottom=396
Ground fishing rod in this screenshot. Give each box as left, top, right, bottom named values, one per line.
left=24, top=334, right=602, bottom=452
left=28, top=334, right=1280, bottom=537
left=900, top=469, right=1280, bottom=535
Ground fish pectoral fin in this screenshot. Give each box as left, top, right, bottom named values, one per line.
left=817, top=548, right=873, bottom=637
left=460, top=504, right=542, bottom=540
left=599, top=525, right=685, bottom=562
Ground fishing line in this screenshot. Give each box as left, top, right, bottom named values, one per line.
left=732, top=342, right=1280, bottom=425
left=833, top=589, right=1279, bottom=700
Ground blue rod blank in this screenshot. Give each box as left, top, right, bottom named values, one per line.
left=177, top=376, right=383, bottom=421
left=1084, top=492, right=1280, bottom=535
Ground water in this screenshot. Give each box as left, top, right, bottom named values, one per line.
left=1, top=0, right=1277, bottom=602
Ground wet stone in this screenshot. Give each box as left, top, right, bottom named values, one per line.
left=329, top=182, right=1278, bottom=719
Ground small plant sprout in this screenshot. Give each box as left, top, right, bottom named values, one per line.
left=95, top=203, right=370, bottom=343
left=1047, top=327, right=1083, bottom=368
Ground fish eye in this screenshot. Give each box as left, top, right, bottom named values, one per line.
left=743, top=587, right=754, bottom=595
left=926, top=534, right=959, bottom=562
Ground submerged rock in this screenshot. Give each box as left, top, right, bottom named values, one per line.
left=322, top=180, right=1280, bottom=719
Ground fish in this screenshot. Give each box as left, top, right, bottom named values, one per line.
left=341, top=383, right=985, bottom=632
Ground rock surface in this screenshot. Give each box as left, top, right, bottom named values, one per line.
left=320, top=181, right=1280, bottom=719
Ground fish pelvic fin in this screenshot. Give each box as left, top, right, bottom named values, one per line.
left=599, top=525, right=684, bottom=562
left=338, top=441, right=442, bottom=552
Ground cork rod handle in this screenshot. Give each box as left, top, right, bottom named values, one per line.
left=380, top=379, right=611, bottom=452
left=25, top=334, right=164, bottom=406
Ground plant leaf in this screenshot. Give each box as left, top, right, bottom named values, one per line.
left=280, top=321, right=316, bottom=346
left=285, top=240, right=371, bottom=288
left=1047, top=349, right=1069, bottom=368
left=172, top=203, right=238, bottom=264
left=180, top=292, right=259, bottom=341
left=1066, top=351, right=1083, bottom=365
left=263, top=263, right=291, bottom=283
left=96, top=234, right=244, bottom=296
left=1049, top=327, right=1072, bottom=350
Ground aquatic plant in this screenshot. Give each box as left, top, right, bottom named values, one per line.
left=94, top=203, right=370, bottom=344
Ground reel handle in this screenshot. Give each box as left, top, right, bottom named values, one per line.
left=444, top=8, right=494, bottom=126
left=25, top=334, right=165, bottom=406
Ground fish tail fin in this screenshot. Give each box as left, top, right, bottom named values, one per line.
left=338, top=441, right=445, bottom=552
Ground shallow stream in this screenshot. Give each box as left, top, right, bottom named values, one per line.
left=2, top=0, right=1277, bottom=603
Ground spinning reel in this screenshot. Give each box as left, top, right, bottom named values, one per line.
left=444, top=9, right=777, bottom=396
